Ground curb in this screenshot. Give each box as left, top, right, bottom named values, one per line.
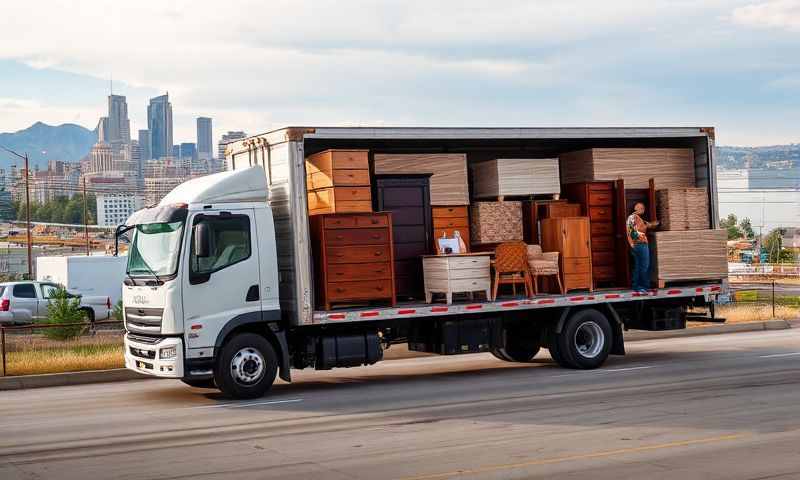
left=0, top=368, right=150, bottom=391
left=624, top=319, right=796, bottom=341
left=1, top=319, right=796, bottom=391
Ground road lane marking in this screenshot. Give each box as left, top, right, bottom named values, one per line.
left=397, top=433, right=748, bottom=480
left=550, top=366, right=654, bottom=378
left=758, top=352, right=800, bottom=359
left=187, top=398, right=303, bottom=410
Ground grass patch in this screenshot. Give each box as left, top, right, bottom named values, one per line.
left=3, top=335, right=124, bottom=376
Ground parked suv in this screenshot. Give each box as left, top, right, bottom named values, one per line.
left=0, top=281, right=111, bottom=324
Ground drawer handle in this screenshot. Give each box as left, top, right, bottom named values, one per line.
left=335, top=253, right=345, bottom=257
left=376, top=286, right=384, bottom=292
left=335, top=272, right=344, bottom=276
left=336, top=235, right=344, bottom=240
left=374, top=251, right=383, bottom=256
left=336, top=287, right=345, bottom=293
left=371, top=234, right=381, bottom=239
left=371, top=219, right=379, bottom=224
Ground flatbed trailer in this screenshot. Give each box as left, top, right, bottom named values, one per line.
left=121, top=126, right=728, bottom=399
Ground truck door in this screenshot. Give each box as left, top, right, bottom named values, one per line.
left=37, top=283, right=60, bottom=320
left=12, top=283, right=39, bottom=322
left=182, top=209, right=261, bottom=345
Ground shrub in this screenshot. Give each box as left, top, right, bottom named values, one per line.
left=44, top=287, right=86, bottom=340
left=113, top=299, right=124, bottom=321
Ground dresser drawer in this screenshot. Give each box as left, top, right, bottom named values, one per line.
left=356, top=215, right=389, bottom=228
left=433, top=216, right=468, bottom=229
left=327, top=279, right=393, bottom=301
left=307, top=169, right=370, bottom=189
left=327, top=262, right=392, bottom=282
left=588, top=182, right=612, bottom=192
left=326, top=245, right=391, bottom=263
left=588, top=190, right=613, bottom=206
left=432, top=206, right=468, bottom=218
left=563, top=258, right=592, bottom=274
left=589, top=207, right=612, bottom=222
left=448, top=255, right=491, bottom=270
left=308, top=188, right=372, bottom=214
left=323, top=216, right=357, bottom=228
left=449, top=278, right=491, bottom=293
left=564, top=273, right=593, bottom=289
left=590, top=235, right=615, bottom=251
left=447, top=268, right=490, bottom=280
left=326, top=228, right=389, bottom=246
left=591, top=251, right=615, bottom=266
left=590, top=222, right=614, bottom=236
left=593, top=265, right=616, bottom=281
left=306, top=149, right=369, bottom=174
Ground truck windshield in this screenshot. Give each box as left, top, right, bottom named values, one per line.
left=127, top=221, right=185, bottom=277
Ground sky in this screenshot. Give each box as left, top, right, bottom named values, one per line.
left=0, top=0, right=798, bottom=147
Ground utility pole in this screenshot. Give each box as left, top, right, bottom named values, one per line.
left=0, top=146, right=33, bottom=279
left=83, top=178, right=90, bottom=255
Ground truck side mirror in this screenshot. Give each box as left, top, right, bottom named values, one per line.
left=194, top=222, right=211, bottom=258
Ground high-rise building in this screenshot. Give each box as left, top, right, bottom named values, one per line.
left=138, top=129, right=152, bottom=161
left=97, top=117, right=109, bottom=143
left=96, top=193, right=144, bottom=227
left=89, top=142, right=113, bottom=173
left=172, top=145, right=180, bottom=159
left=197, top=117, right=213, bottom=160
left=147, top=94, right=173, bottom=160
left=218, top=131, right=247, bottom=169
left=107, top=94, right=131, bottom=143
left=180, top=142, right=197, bottom=161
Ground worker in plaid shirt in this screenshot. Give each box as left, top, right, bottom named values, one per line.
left=627, top=202, right=659, bottom=292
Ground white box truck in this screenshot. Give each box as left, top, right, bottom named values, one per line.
left=36, top=255, right=128, bottom=305
left=121, top=127, right=726, bottom=398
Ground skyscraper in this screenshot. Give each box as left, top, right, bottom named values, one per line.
left=138, top=129, right=151, bottom=161
left=147, top=94, right=173, bottom=160
left=218, top=131, right=247, bottom=169
left=97, top=117, right=109, bottom=143
left=107, top=94, right=131, bottom=143
left=197, top=117, right=213, bottom=160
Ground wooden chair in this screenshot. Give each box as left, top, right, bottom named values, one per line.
left=492, top=241, right=534, bottom=300
left=527, top=244, right=564, bottom=295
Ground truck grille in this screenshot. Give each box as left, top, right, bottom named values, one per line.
left=125, top=307, right=164, bottom=334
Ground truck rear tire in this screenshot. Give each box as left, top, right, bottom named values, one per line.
left=215, top=333, right=278, bottom=399
left=552, top=309, right=612, bottom=369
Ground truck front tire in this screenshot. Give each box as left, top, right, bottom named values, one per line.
left=550, top=309, right=612, bottom=369
left=215, top=333, right=278, bottom=399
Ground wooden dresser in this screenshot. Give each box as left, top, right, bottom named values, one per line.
left=432, top=206, right=470, bottom=252
left=563, top=181, right=616, bottom=287
left=310, top=212, right=396, bottom=310
left=522, top=200, right=581, bottom=244
left=306, top=149, right=372, bottom=215
left=540, top=217, right=593, bottom=293
left=423, top=253, right=492, bottom=304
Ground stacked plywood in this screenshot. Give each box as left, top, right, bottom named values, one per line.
left=373, top=153, right=469, bottom=205
left=559, top=148, right=695, bottom=189
left=306, top=149, right=372, bottom=215
left=472, top=158, right=560, bottom=199
left=656, top=187, right=710, bottom=231
left=650, top=229, right=727, bottom=285
left=470, top=201, right=523, bottom=244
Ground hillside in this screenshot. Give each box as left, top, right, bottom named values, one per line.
left=716, top=144, right=800, bottom=170
left=0, top=122, right=97, bottom=168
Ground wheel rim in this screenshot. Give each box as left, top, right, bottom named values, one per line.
left=230, top=347, right=266, bottom=386
left=573, top=321, right=604, bottom=359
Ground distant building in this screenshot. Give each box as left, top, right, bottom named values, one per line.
left=172, top=145, right=181, bottom=159
left=89, top=142, right=113, bottom=173
left=96, top=193, right=144, bottom=227
left=197, top=117, right=213, bottom=160
left=144, top=176, right=184, bottom=206
left=180, top=142, right=197, bottom=161
left=107, top=94, right=131, bottom=143
left=138, top=129, right=152, bottom=161
left=783, top=228, right=800, bottom=251
left=147, top=94, right=173, bottom=160
left=96, top=117, right=109, bottom=143
left=218, top=131, right=247, bottom=169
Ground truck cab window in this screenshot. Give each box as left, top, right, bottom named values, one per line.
left=41, top=284, right=60, bottom=299
left=190, top=215, right=251, bottom=276
left=13, top=283, right=36, bottom=299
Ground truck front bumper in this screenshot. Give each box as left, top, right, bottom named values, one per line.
left=124, top=334, right=184, bottom=378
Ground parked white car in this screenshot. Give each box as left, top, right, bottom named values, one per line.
left=0, top=281, right=112, bottom=324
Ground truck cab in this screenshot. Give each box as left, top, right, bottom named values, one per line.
left=123, top=167, right=282, bottom=397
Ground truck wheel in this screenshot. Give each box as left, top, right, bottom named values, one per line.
left=215, top=333, right=278, bottom=399
left=554, top=309, right=612, bottom=369
left=490, top=348, right=513, bottom=362
left=181, top=378, right=216, bottom=389
left=547, top=327, right=574, bottom=368
left=492, top=343, right=541, bottom=363
left=81, top=308, right=95, bottom=323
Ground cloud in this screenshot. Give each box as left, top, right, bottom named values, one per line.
left=731, top=0, right=800, bottom=31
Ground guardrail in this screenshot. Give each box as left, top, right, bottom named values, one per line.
left=0, top=320, right=123, bottom=376
left=729, top=263, right=800, bottom=276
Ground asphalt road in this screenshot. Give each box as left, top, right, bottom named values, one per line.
left=1, top=329, right=800, bottom=480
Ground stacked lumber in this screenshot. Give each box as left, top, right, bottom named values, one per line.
left=472, top=158, right=560, bottom=198
left=656, top=187, right=710, bottom=231
left=373, top=153, right=469, bottom=205
left=306, top=149, right=372, bottom=215
left=470, top=201, right=523, bottom=244
left=650, top=229, right=727, bottom=285
left=559, top=148, right=695, bottom=189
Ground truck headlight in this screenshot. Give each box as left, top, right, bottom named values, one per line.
left=160, top=346, right=177, bottom=360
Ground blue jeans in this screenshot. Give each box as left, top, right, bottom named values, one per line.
left=631, top=243, right=650, bottom=291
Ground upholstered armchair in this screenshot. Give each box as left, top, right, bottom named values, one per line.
left=527, top=244, right=564, bottom=295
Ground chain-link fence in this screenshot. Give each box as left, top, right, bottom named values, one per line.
left=0, top=320, right=124, bottom=377
left=721, top=275, right=800, bottom=324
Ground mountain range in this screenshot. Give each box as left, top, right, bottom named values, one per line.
left=0, top=122, right=97, bottom=169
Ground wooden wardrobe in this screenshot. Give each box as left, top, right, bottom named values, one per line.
left=540, top=217, right=593, bottom=293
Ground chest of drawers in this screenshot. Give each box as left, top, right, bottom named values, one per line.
left=423, top=253, right=492, bottom=304
left=310, top=212, right=396, bottom=310
left=305, top=149, right=372, bottom=215
left=563, top=181, right=618, bottom=287
left=431, top=205, right=470, bottom=252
